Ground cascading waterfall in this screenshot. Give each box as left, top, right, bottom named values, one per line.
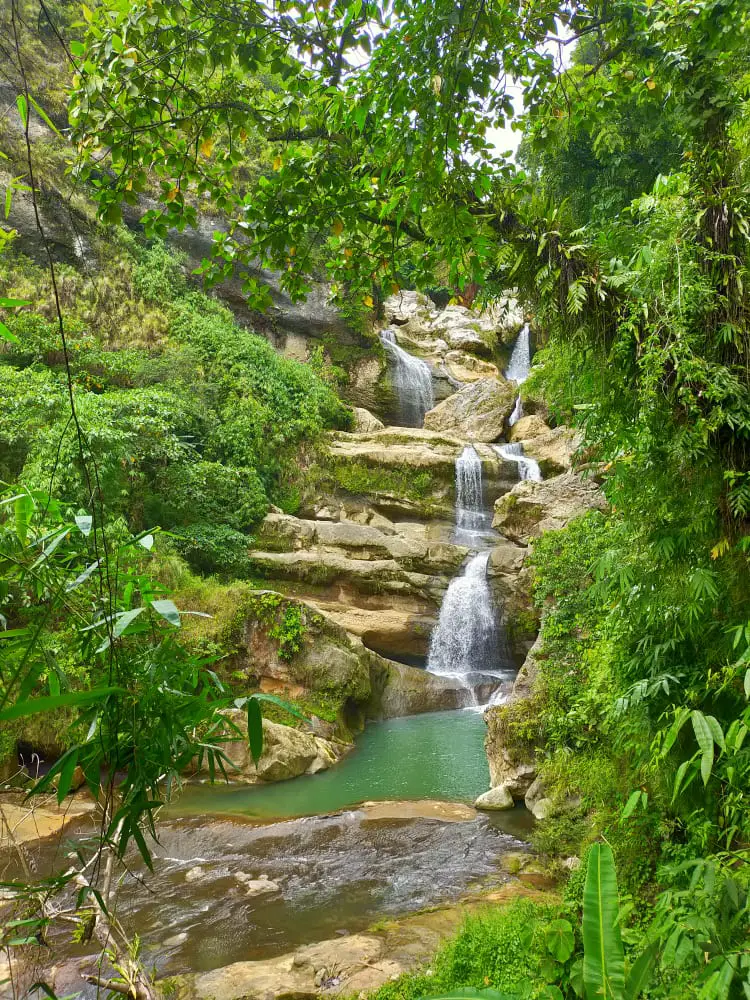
left=495, top=442, right=543, bottom=483
left=427, top=552, right=501, bottom=706
left=505, top=323, right=531, bottom=427
left=508, top=395, right=523, bottom=427
left=380, top=327, right=435, bottom=427
left=455, top=446, right=485, bottom=531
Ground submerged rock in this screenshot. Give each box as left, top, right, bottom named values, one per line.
left=423, top=378, right=517, bottom=441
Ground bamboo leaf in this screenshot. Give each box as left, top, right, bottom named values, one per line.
left=0, top=687, right=125, bottom=721
left=150, top=598, right=181, bottom=626
left=691, top=711, right=715, bottom=784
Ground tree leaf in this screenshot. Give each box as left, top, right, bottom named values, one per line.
left=150, top=598, right=181, bottom=626
left=75, top=514, right=93, bottom=536
left=0, top=320, right=19, bottom=343
left=624, top=943, right=658, bottom=1000
left=56, top=747, right=80, bottom=804
left=691, top=711, right=714, bottom=784
left=582, top=843, right=626, bottom=1000
left=113, top=606, right=146, bottom=638
left=545, top=918, right=575, bottom=962
left=16, top=95, right=28, bottom=129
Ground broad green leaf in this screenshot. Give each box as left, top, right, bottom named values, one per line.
left=582, top=843, right=625, bottom=1000
left=0, top=298, right=32, bottom=307
left=16, top=95, right=28, bottom=129
left=66, top=558, right=101, bottom=592
left=545, top=918, right=575, bottom=963
left=56, top=747, right=80, bottom=803
left=15, top=493, right=33, bottom=544
left=247, top=696, right=264, bottom=765
left=151, top=598, right=181, bottom=626
left=624, top=943, right=658, bottom=1000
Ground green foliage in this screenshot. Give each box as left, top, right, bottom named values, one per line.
left=0, top=240, right=349, bottom=574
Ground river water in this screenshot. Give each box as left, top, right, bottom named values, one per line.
left=21, top=711, right=531, bottom=988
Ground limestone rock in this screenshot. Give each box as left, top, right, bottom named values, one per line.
left=192, top=933, right=386, bottom=1000
left=487, top=540, right=526, bottom=577
left=508, top=415, right=551, bottom=443
left=423, top=379, right=517, bottom=442
left=531, top=798, right=554, bottom=820
left=523, top=426, right=579, bottom=476
left=443, top=351, right=499, bottom=384
left=493, top=471, right=607, bottom=544
left=474, top=785, right=514, bottom=811
left=524, top=776, right=547, bottom=811
left=383, top=290, right=437, bottom=326
left=235, top=874, right=281, bottom=897
left=511, top=635, right=544, bottom=702
left=351, top=407, right=385, bottom=433
left=367, top=657, right=471, bottom=717
left=238, top=592, right=371, bottom=703
left=211, top=714, right=346, bottom=784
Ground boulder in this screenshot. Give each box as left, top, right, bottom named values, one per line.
left=443, top=351, right=499, bottom=384
left=508, top=415, right=551, bottom=443
left=213, top=714, right=347, bottom=784
left=523, top=426, right=579, bottom=476
left=474, top=785, right=514, bottom=811
left=428, top=305, right=497, bottom=357
left=383, top=290, right=437, bottom=327
left=367, top=656, right=471, bottom=717
left=524, top=776, right=547, bottom=812
left=487, top=540, right=527, bottom=577
left=238, top=592, right=372, bottom=703
left=423, top=378, right=517, bottom=442
left=493, top=471, right=608, bottom=544
left=351, top=407, right=385, bottom=433
left=511, top=635, right=544, bottom=702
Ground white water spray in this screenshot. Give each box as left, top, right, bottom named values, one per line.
left=495, top=442, right=543, bottom=483
left=380, top=328, right=435, bottom=427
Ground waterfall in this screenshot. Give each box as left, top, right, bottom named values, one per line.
left=455, top=446, right=484, bottom=529
left=380, top=327, right=435, bottom=427
left=495, top=442, right=543, bottom=483
left=427, top=552, right=500, bottom=705
left=505, top=323, right=531, bottom=383
left=508, top=395, right=523, bottom=427
left=505, top=324, right=531, bottom=428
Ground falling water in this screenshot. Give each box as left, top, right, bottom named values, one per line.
left=494, top=442, right=543, bottom=483
left=508, top=395, right=523, bottom=427
left=427, top=552, right=501, bottom=705
left=455, top=446, right=484, bottom=528
left=505, top=323, right=531, bottom=383
left=505, top=324, right=531, bottom=428
left=380, top=327, right=435, bottom=427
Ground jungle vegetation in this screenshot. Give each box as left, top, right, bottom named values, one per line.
left=0, top=0, right=749, bottom=997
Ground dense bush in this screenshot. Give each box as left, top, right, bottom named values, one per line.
left=0, top=240, right=350, bottom=574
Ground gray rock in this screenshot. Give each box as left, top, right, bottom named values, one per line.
left=423, top=378, right=517, bottom=441
left=493, top=471, right=608, bottom=544
left=474, top=785, right=514, bottom=811
left=531, top=797, right=554, bottom=820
